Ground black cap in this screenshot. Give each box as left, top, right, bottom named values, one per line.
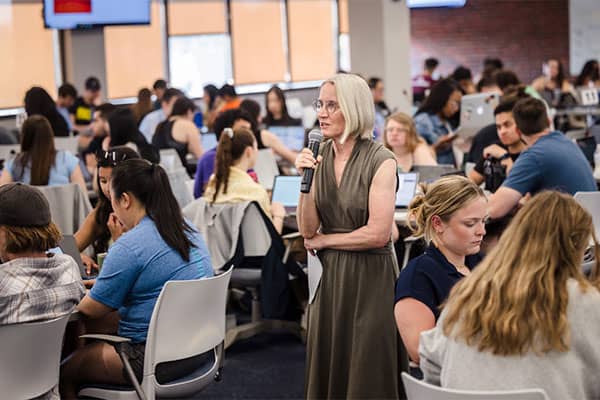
left=85, top=76, right=101, bottom=92
left=0, top=183, right=51, bottom=227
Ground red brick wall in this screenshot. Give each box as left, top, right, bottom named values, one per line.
left=410, top=0, right=570, bottom=85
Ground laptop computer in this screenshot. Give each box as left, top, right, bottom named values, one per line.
left=396, top=172, right=419, bottom=210
left=268, top=126, right=306, bottom=152
left=458, top=92, right=500, bottom=138
left=412, top=165, right=460, bottom=183
left=271, top=175, right=302, bottom=215
left=57, top=235, right=97, bottom=280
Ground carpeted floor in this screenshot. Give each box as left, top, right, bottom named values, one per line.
left=201, top=332, right=306, bottom=399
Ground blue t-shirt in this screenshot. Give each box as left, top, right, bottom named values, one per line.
left=7, top=150, right=79, bottom=186
left=413, top=112, right=455, bottom=165
left=395, top=245, right=482, bottom=320
left=502, top=131, right=597, bottom=195
left=193, top=147, right=217, bottom=198
left=90, top=216, right=213, bottom=343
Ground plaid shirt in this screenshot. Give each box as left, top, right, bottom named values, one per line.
left=0, top=253, right=85, bottom=325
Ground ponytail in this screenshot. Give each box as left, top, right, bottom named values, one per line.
left=111, top=159, right=195, bottom=261
left=211, top=127, right=256, bottom=203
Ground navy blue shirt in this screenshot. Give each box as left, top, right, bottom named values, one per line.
left=502, top=131, right=597, bottom=195
left=394, top=245, right=482, bottom=320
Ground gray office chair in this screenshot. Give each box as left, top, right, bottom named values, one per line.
left=78, top=268, right=232, bottom=400
left=0, top=313, right=71, bottom=399
left=402, top=373, right=549, bottom=400
left=37, top=183, right=93, bottom=235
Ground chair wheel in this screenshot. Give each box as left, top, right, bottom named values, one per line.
left=214, top=368, right=223, bottom=382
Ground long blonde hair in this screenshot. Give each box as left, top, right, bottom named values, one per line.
left=443, top=191, right=600, bottom=355
left=408, top=175, right=485, bottom=243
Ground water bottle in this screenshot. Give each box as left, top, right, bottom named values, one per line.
left=594, top=144, right=600, bottom=180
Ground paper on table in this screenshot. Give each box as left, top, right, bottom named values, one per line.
left=307, top=251, right=323, bottom=304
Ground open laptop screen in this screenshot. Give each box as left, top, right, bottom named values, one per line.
left=268, top=126, right=306, bottom=152
left=396, top=172, right=419, bottom=208
left=271, top=175, right=302, bottom=207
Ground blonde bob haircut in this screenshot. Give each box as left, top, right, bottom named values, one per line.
left=383, top=112, right=424, bottom=153
left=408, top=175, right=485, bottom=243
left=442, top=191, right=600, bottom=356
left=321, top=74, right=374, bottom=144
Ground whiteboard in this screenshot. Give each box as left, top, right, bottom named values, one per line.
left=570, top=0, right=600, bottom=75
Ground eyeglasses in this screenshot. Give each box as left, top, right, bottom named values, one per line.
left=96, top=150, right=127, bottom=167
left=312, top=100, right=339, bottom=115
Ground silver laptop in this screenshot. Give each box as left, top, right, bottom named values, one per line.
left=268, top=126, right=306, bottom=152
left=458, top=92, right=500, bottom=138
left=396, top=172, right=419, bottom=210
left=412, top=165, right=461, bottom=183
left=271, top=175, right=302, bottom=215
left=57, top=235, right=97, bottom=280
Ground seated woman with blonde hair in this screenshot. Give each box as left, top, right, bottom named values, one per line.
left=420, top=191, right=600, bottom=400
left=394, top=175, right=487, bottom=376
left=383, top=112, right=437, bottom=172
left=203, top=128, right=286, bottom=233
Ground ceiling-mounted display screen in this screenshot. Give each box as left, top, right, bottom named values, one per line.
left=407, top=0, right=466, bottom=8
left=44, top=0, right=151, bottom=29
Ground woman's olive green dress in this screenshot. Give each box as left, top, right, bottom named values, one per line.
left=305, top=138, right=402, bottom=399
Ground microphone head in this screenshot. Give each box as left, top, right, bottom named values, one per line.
left=308, top=129, right=323, bottom=143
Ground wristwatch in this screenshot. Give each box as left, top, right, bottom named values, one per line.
left=498, top=153, right=510, bottom=161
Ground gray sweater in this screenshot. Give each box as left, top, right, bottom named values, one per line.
left=419, top=279, right=600, bottom=400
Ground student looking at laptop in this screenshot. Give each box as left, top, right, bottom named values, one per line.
left=488, top=97, right=597, bottom=220
left=74, top=146, right=141, bottom=272
left=203, top=128, right=286, bottom=234
left=383, top=112, right=437, bottom=172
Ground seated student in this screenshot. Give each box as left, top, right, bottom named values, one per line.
left=574, top=59, right=600, bottom=88
left=488, top=97, right=597, bottom=220
left=468, top=93, right=528, bottom=192
left=240, top=99, right=298, bottom=164
left=531, top=58, right=574, bottom=105
left=56, top=83, right=78, bottom=133
left=412, top=58, right=439, bottom=104
left=215, top=84, right=242, bottom=112
left=0, top=115, right=86, bottom=192
left=452, top=66, right=476, bottom=95
left=139, top=88, right=183, bottom=143
left=152, top=79, right=167, bottom=110
left=193, top=108, right=253, bottom=198
left=82, top=103, right=116, bottom=157
left=69, top=76, right=102, bottom=136
left=130, top=87, right=153, bottom=126
left=368, top=77, right=392, bottom=139
left=394, top=175, right=486, bottom=372
left=383, top=112, right=437, bottom=172
left=263, top=85, right=303, bottom=128
left=203, top=128, right=286, bottom=234
left=104, top=108, right=160, bottom=164
left=152, top=96, right=203, bottom=167
left=202, top=84, right=219, bottom=132
left=24, top=86, right=70, bottom=137
left=0, top=183, right=85, bottom=399
left=420, top=192, right=600, bottom=400
left=74, top=146, right=140, bottom=271
left=414, top=79, right=462, bottom=166
left=60, top=159, right=213, bottom=397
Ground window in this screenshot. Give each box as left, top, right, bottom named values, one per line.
left=104, top=1, right=165, bottom=99
left=230, top=0, right=287, bottom=85
left=167, top=0, right=231, bottom=97
left=338, top=0, right=351, bottom=71
left=0, top=2, right=58, bottom=109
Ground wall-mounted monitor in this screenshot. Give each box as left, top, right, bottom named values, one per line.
left=407, top=0, right=467, bottom=8
left=43, top=0, right=151, bottom=29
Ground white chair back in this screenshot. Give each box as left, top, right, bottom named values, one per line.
left=160, top=148, right=184, bottom=172
left=167, top=167, right=194, bottom=208
left=0, top=144, right=20, bottom=162
left=145, top=268, right=232, bottom=397
left=54, top=136, right=79, bottom=154
left=574, top=191, right=600, bottom=240
left=37, top=183, right=92, bottom=235
left=0, top=314, right=71, bottom=399
left=254, top=149, right=279, bottom=190
left=240, top=201, right=272, bottom=257
left=402, top=373, right=548, bottom=400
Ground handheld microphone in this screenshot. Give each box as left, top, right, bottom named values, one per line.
left=300, top=129, right=323, bottom=193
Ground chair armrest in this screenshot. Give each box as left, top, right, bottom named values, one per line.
left=79, top=334, right=131, bottom=344
left=282, top=232, right=302, bottom=241
left=403, top=235, right=419, bottom=243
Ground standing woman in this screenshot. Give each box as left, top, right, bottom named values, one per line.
left=296, top=74, right=401, bottom=399
left=263, top=85, right=303, bottom=127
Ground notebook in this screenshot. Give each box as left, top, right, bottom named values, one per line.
left=396, top=172, right=419, bottom=209
left=268, top=126, right=306, bottom=151
left=271, top=175, right=302, bottom=214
